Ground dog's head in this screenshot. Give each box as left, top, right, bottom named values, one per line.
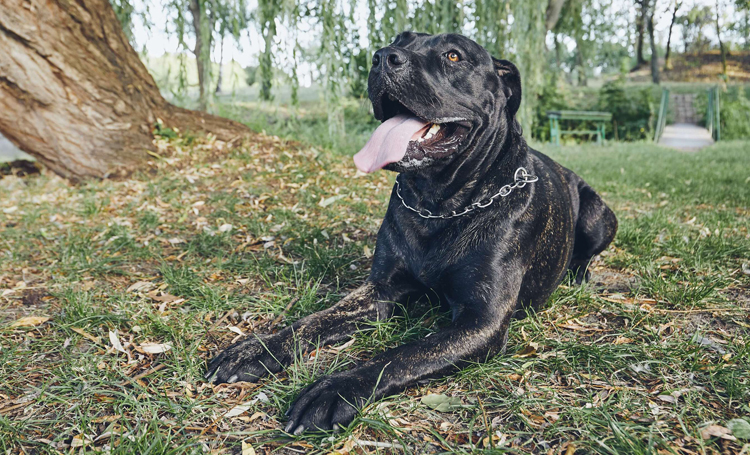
left=353, top=32, right=521, bottom=174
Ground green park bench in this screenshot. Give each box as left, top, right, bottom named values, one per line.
left=547, top=110, right=613, bottom=146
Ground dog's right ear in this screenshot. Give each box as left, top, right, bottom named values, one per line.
left=492, top=58, right=522, bottom=118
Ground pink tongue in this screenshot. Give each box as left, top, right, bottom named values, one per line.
left=353, top=114, right=429, bottom=173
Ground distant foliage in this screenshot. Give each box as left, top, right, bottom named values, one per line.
left=696, top=86, right=750, bottom=139
left=244, top=65, right=258, bottom=86
left=348, top=50, right=370, bottom=99
left=598, top=78, right=655, bottom=141
left=719, top=89, right=750, bottom=139
left=533, top=77, right=656, bottom=142
left=533, top=77, right=569, bottom=141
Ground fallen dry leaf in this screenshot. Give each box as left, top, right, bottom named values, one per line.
left=421, top=394, right=462, bottom=412
left=127, top=281, right=155, bottom=293
left=329, top=337, right=356, bottom=353
left=147, top=290, right=183, bottom=304
left=109, top=330, right=127, bottom=354
left=700, top=424, right=736, bottom=441
left=225, top=402, right=253, bottom=418
left=138, top=342, right=172, bottom=354
left=71, top=327, right=102, bottom=344
left=513, top=342, right=539, bottom=358
left=318, top=194, right=345, bottom=207
left=10, top=316, right=50, bottom=328
left=241, top=441, right=256, bottom=455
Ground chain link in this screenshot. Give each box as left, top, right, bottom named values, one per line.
left=395, top=167, right=539, bottom=219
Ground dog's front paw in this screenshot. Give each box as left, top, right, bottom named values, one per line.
left=284, top=374, right=375, bottom=434
left=205, top=334, right=291, bottom=384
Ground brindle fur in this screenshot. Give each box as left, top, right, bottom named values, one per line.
left=206, top=32, right=618, bottom=434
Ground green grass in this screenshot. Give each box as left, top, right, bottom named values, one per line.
left=0, top=129, right=749, bottom=454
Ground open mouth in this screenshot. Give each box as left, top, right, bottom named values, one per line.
left=380, top=93, right=470, bottom=154
left=352, top=93, right=471, bottom=173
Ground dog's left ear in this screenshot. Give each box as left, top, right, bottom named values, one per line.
left=492, top=58, right=521, bottom=118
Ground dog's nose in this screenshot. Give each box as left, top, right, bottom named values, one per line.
left=373, top=47, right=408, bottom=73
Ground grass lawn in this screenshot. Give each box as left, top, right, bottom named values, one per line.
left=1, top=133, right=749, bottom=454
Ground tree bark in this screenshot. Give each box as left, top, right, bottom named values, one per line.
left=216, top=33, right=224, bottom=94
left=715, top=0, right=728, bottom=79
left=0, top=0, right=248, bottom=180
left=259, top=12, right=276, bottom=102
left=648, top=2, right=660, bottom=84
left=189, top=0, right=213, bottom=111
left=575, top=34, right=588, bottom=86
left=545, top=0, right=566, bottom=31
left=664, top=1, right=681, bottom=70
left=634, top=0, right=648, bottom=67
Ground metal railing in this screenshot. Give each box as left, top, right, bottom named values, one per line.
left=653, top=88, right=670, bottom=142
left=707, top=86, right=721, bottom=141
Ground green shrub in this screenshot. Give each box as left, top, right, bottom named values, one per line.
left=533, top=77, right=655, bottom=143
left=695, top=86, right=750, bottom=140
left=717, top=89, right=750, bottom=140
left=597, top=78, right=654, bottom=141
left=533, top=78, right=569, bottom=141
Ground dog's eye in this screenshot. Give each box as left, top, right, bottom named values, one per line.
left=446, top=51, right=461, bottom=62
left=372, top=54, right=380, bottom=67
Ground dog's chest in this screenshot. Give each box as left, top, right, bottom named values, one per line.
left=400, top=216, right=487, bottom=288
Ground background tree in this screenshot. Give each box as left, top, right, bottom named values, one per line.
left=546, top=0, right=567, bottom=31
left=737, top=0, right=750, bottom=49
left=715, top=0, right=728, bottom=79
left=664, top=0, right=682, bottom=70
left=215, top=26, right=226, bottom=93
left=634, top=0, right=649, bottom=68
left=164, top=0, right=247, bottom=109
left=647, top=0, right=660, bottom=83
left=680, top=5, right=713, bottom=53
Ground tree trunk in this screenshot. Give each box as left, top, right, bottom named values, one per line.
left=216, top=33, right=224, bottom=94
left=575, top=34, right=588, bottom=86
left=259, top=12, right=276, bottom=102
left=648, top=2, right=660, bottom=84
left=664, top=1, right=681, bottom=70
left=635, top=0, right=648, bottom=67
left=716, top=0, right=728, bottom=79
left=554, top=33, right=563, bottom=71
left=0, top=0, right=248, bottom=180
left=189, top=0, right=213, bottom=111
left=545, top=0, right=566, bottom=31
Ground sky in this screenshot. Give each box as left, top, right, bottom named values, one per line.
left=131, top=0, right=729, bottom=81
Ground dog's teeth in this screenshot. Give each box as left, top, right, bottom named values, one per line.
left=423, top=123, right=440, bottom=140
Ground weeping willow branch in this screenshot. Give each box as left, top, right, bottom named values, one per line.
left=318, top=0, right=348, bottom=138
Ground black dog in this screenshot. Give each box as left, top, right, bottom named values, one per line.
left=206, top=32, right=617, bottom=434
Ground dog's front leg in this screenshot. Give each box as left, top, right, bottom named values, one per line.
left=283, top=289, right=518, bottom=434
left=205, top=282, right=397, bottom=384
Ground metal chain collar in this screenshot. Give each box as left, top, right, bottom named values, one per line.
left=395, top=167, right=539, bottom=219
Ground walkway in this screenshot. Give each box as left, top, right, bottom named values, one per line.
left=657, top=93, right=714, bottom=152
left=659, top=123, right=714, bottom=152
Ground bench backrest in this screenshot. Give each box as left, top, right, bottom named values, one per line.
left=547, top=110, right=613, bottom=121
